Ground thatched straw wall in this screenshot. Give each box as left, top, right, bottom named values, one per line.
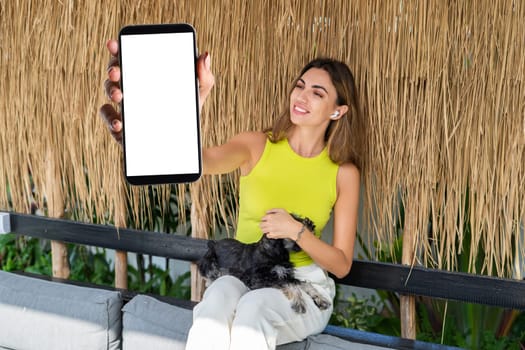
left=0, top=1, right=523, bottom=277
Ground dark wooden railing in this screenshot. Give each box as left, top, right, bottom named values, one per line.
left=2, top=211, right=524, bottom=350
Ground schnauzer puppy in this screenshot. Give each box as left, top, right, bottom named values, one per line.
left=197, top=216, right=331, bottom=313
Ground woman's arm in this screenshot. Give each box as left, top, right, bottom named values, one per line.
left=202, top=131, right=266, bottom=175
left=261, top=163, right=360, bottom=278
left=325, top=163, right=360, bottom=277
left=99, top=39, right=265, bottom=177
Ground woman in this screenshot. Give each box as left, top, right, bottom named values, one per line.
left=101, top=39, right=363, bottom=350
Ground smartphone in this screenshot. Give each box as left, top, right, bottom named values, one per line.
left=118, top=23, right=201, bottom=185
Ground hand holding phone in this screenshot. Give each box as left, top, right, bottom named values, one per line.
left=118, top=23, right=201, bottom=185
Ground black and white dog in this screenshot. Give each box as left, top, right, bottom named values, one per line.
left=197, top=216, right=331, bottom=313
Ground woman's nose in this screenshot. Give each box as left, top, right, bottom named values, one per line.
left=296, top=89, right=308, bottom=103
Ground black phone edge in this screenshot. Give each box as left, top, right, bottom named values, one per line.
left=117, top=23, right=202, bottom=186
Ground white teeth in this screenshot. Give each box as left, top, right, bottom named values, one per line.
left=294, top=106, right=307, bottom=113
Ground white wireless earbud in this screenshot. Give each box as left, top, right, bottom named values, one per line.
left=330, top=111, right=340, bottom=120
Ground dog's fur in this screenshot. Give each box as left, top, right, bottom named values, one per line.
left=197, top=216, right=331, bottom=313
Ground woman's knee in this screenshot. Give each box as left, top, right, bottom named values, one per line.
left=235, top=288, right=290, bottom=319
left=202, top=275, right=248, bottom=301
left=194, top=275, right=249, bottom=318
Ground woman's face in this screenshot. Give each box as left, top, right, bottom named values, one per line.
left=289, top=68, right=339, bottom=127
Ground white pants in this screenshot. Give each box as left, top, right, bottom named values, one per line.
left=185, top=264, right=335, bottom=350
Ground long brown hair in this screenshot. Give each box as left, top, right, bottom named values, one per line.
left=268, top=58, right=365, bottom=170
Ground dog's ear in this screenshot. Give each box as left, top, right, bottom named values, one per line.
left=290, top=213, right=301, bottom=222
left=302, top=217, right=315, bottom=232
left=290, top=213, right=316, bottom=233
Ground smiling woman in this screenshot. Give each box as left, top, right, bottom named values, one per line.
left=183, top=57, right=364, bottom=350
left=270, top=58, right=364, bottom=167
left=100, top=48, right=364, bottom=349
left=0, top=1, right=522, bottom=349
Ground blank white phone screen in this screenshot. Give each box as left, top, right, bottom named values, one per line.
left=120, top=32, right=199, bottom=179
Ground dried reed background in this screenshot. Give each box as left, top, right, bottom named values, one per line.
left=0, top=1, right=523, bottom=277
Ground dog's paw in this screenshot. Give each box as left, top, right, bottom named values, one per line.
left=282, top=284, right=308, bottom=313
left=299, top=281, right=332, bottom=310
left=291, top=299, right=307, bottom=314
left=312, top=295, right=331, bottom=310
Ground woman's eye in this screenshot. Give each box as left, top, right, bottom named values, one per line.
left=314, top=92, right=323, bottom=98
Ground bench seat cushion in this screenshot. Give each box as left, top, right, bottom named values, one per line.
left=0, top=271, right=122, bottom=350
left=122, top=294, right=192, bottom=350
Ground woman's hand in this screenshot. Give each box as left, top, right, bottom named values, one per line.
left=98, top=39, right=215, bottom=144
left=260, top=208, right=304, bottom=241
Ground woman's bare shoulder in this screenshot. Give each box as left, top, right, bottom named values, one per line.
left=337, top=162, right=360, bottom=187
left=232, top=131, right=268, bottom=174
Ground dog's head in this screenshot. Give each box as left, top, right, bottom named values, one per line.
left=259, top=234, right=290, bottom=257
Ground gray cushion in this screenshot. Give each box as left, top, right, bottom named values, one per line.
left=305, top=334, right=392, bottom=349
left=278, top=334, right=390, bottom=350
left=122, top=295, right=192, bottom=350
left=0, top=270, right=122, bottom=350
left=277, top=340, right=308, bottom=349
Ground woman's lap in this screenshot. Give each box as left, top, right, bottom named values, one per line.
left=187, top=265, right=335, bottom=350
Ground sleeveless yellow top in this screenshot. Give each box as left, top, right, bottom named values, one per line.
left=236, top=138, right=339, bottom=267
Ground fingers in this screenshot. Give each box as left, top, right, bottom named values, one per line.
left=259, top=209, right=300, bottom=240
left=104, top=78, right=122, bottom=102
left=100, top=39, right=123, bottom=145
left=106, top=56, right=120, bottom=75
left=259, top=213, right=279, bottom=238
left=106, top=39, right=119, bottom=57
left=266, top=208, right=286, bottom=215
left=104, top=39, right=122, bottom=102
left=99, top=103, right=123, bottom=144
left=196, top=52, right=215, bottom=109
left=105, top=39, right=122, bottom=102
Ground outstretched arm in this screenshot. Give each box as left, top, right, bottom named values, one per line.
left=98, top=39, right=266, bottom=177
left=203, top=131, right=266, bottom=175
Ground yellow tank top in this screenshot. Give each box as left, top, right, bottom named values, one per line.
left=236, top=138, right=339, bottom=267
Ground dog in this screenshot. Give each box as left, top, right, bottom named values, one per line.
left=197, top=215, right=331, bottom=313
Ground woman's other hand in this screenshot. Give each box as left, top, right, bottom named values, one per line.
left=260, top=208, right=304, bottom=241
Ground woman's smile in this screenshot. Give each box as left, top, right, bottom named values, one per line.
left=292, top=104, right=309, bottom=116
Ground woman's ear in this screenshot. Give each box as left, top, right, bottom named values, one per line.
left=331, top=105, right=349, bottom=120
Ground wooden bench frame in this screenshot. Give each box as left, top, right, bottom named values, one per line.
left=2, top=212, right=524, bottom=349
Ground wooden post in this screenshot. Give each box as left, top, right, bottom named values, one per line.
left=45, top=150, right=70, bottom=279
left=114, top=250, right=128, bottom=289
left=400, top=200, right=417, bottom=339
left=114, top=184, right=128, bottom=289
left=190, top=183, right=208, bottom=302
